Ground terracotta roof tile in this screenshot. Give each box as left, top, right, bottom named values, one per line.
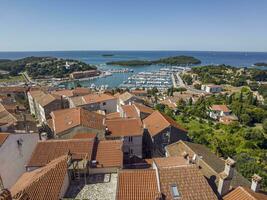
left=166, top=141, right=251, bottom=188
left=133, top=103, right=154, bottom=114
left=50, top=108, right=105, bottom=135
left=224, top=186, right=267, bottom=200
left=11, top=155, right=68, bottom=200
left=117, top=92, right=134, bottom=102
left=72, top=133, right=97, bottom=139
left=94, top=140, right=123, bottom=168
left=82, top=93, right=116, bottom=104
left=51, top=88, right=92, bottom=98
left=210, top=105, right=230, bottom=112
left=143, top=111, right=187, bottom=137
left=106, top=118, right=143, bottom=137
left=0, top=133, right=9, bottom=146
left=27, top=139, right=94, bottom=167
left=106, top=112, right=122, bottom=120
left=117, top=169, right=161, bottom=200
left=159, top=165, right=218, bottom=200
left=28, top=90, right=60, bottom=107
left=121, top=105, right=139, bottom=118
left=153, top=156, right=188, bottom=168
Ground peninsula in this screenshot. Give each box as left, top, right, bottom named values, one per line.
left=254, top=62, right=267, bottom=67
left=106, top=55, right=201, bottom=66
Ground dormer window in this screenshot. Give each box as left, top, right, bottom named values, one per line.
left=170, top=184, right=181, bottom=199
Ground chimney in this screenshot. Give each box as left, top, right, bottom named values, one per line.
left=251, top=174, right=262, bottom=192
left=217, top=157, right=235, bottom=196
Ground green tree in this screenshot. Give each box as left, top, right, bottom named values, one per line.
left=240, top=114, right=251, bottom=125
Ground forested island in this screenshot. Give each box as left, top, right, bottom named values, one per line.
left=106, top=55, right=201, bottom=66
left=254, top=62, right=267, bottom=67
left=102, top=54, right=114, bottom=57
left=0, top=57, right=96, bottom=78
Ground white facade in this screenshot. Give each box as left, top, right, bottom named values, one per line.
left=0, top=133, right=39, bottom=188
left=201, top=85, right=222, bottom=93
left=27, top=92, right=36, bottom=116
left=99, top=98, right=118, bottom=113
left=209, top=110, right=230, bottom=120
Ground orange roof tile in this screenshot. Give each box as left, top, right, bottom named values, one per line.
left=27, top=139, right=94, bottom=167
left=106, top=118, right=143, bottom=137
left=210, top=105, right=230, bottom=112
left=0, top=133, right=9, bottom=146
left=143, top=111, right=187, bottom=137
left=153, top=156, right=188, bottom=168
left=94, top=140, right=123, bottom=168
left=82, top=93, right=116, bottom=104
left=28, top=90, right=61, bottom=107
left=224, top=186, right=267, bottom=200
left=133, top=103, right=154, bottom=114
left=50, top=108, right=105, bottom=135
left=117, top=169, right=161, bottom=200
left=106, top=112, right=122, bottom=120
left=11, top=155, right=68, bottom=200
left=159, top=165, right=218, bottom=200
left=72, top=133, right=97, bottom=139
left=121, top=105, right=139, bottom=118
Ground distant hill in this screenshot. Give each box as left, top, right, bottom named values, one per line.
left=106, top=55, right=201, bottom=66
left=254, top=62, right=267, bottom=67
left=0, top=56, right=96, bottom=78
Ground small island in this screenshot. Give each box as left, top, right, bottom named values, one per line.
left=106, top=55, right=201, bottom=66
left=0, top=56, right=96, bottom=79
left=102, top=54, right=114, bottom=57
left=254, top=62, right=267, bottom=67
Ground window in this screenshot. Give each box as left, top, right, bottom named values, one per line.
left=170, top=184, right=180, bottom=199
left=130, top=148, right=133, bottom=155
left=102, top=102, right=106, bottom=106
left=128, top=136, right=133, bottom=142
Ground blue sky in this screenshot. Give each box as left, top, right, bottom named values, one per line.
left=0, top=0, right=267, bottom=52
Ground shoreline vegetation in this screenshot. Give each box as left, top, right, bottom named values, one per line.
left=106, top=55, right=201, bottom=66
left=0, top=57, right=96, bottom=78
left=102, top=54, right=114, bottom=57
left=254, top=62, right=267, bottom=67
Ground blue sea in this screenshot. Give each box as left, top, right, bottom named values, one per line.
left=0, top=51, right=267, bottom=88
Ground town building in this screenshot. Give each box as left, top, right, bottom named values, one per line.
left=209, top=105, right=231, bottom=120
left=105, top=118, right=143, bottom=158
left=143, top=111, right=188, bottom=157
left=51, top=87, right=92, bottom=98
left=69, top=70, right=101, bottom=79
left=69, top=93, right=117, bottom=113
left=115, top=91, right=144, bottom=105
left=48, top=108, right=105, bottom=139
left=201, top=84, right=222, bottom=93
left=0, top=133, right=39, bottom=189
left=28, top=90, right=65, bottom=124
left=165, top=141, right=251, bottom=190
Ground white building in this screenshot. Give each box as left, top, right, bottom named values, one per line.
left=201, top=84, right=222, bottom=93
left=0, top=133, right=39, bottom=189
left=209, top=105, right=230, bottom=120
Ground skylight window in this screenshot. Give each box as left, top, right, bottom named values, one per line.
left=170, top=184, right=181, bottom=199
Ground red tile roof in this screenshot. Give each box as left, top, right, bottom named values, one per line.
left=153, top=156, right=188, bottom=168
left=82, top=93, right=116, bottom=104
left=72, top=133, right=97, bottom=139
left=11, top=155, right=68, bottom=200
left=117, top=169, right=161, bottom=200
left=121, top=105, right=139, bottom=118
left=143, top=111, right=187, bottom=137
left=50, top=108, right=105, bottom=135
left=0, top=133, right=9, bottom=146
left=94, top=140, right=123, bottom=168
left=133, top=103, right=154, bottom=114
left=27, top=139, right=94, bottom=167
left=159, top=165, right=218, bottom=200
left=28, top=90, right=61, bottom=107
left=106, top=112, right=122, bottom=120
left=224, top=186, right=267, bottom=200
left=105, top=118, right=143, bottom=137
left=210, top=105, right=230, bottom=112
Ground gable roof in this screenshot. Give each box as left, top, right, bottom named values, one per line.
left=0, top=103, right=18, bottom=126
left=117, top=169, right=161, bottom=200
left=105, top=118, right=143, bottom=137
left=117, top=92, right=134, bottom=102
left=0, top=133, right=9, bottom=146
left=158, top=165, right=218, bottom=200
left=94, top=140, right=123, bottom=168
left=133, top=103, right=154, bottom=114
left=70, top=93, right=116, bottom=107
left=153, top=156, right=188, bottom=168
left=143, top=111, right=187, bottom=137
left=29, top=90, right=60, bottom=107
left=27, top=139, right=94, bottom=167
left=224, top=186, right=267, bottom=200
left=50, top=108, right=105, bottom=135
left=166, top=141, right=251, bottom=188
left=210, top=105, right=230, bottom=112
left=11, top=155, right=68, bottom=200
left=121, top=105, right=139, bottom=118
